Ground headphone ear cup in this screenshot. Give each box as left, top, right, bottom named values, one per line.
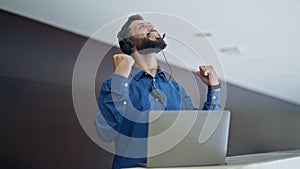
left=119, top=39, right=134, bottom=55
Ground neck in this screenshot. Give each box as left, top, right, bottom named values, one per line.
left=132, top=52, right=158, bottom=77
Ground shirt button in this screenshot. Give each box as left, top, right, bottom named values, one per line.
left=155, top=98, right=159, bottom=102
left=153, top=79, right=156, bottom=82
left=124, top=83, right=128, bottom=87
left=123, top=101, right=127, bottom=105
left=212, top=96, right=217, bottom=100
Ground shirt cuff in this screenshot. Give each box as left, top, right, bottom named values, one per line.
left=111, top=74, right=130, bottom=94
left=206, top=89, right=221, bottom=105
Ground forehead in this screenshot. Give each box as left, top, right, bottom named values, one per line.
left=129, top=20, right=151, bottom=30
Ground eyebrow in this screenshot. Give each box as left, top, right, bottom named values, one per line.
left=136, top=21, right=152, bottom=29
left=136, top=23, right=144, bottom=28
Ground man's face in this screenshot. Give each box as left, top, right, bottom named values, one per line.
left=129, top=20, right=159, bottom=40
left=128, top=20, right=167, bottom=54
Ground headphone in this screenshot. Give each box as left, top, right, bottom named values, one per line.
left=117, top=34, right=135, bottom=55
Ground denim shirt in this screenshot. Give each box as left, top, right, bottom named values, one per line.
left=94, top=66, right=222, bottom=169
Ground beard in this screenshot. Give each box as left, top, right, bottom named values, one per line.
left=131, top=35, right=167, bottom=55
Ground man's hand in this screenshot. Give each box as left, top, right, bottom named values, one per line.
left=196, top=65, right=219, bottom=86
left=113, top=54, right=135, bottom=78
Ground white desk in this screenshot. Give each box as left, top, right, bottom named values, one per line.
left=125, top=150, right=300, bottom=169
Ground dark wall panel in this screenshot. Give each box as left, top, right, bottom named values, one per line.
left=0, top=10, right=114, bottom=169
left=226, top=84, right=300, bottom=155
left=0, top=77, right=113, bottom=169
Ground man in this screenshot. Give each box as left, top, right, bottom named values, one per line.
left=94, top=14, right=222, bottom=169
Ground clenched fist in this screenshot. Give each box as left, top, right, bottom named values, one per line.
left=196, top=65, right=219, bottom=86
left=113, top=54, right=135, bottom=78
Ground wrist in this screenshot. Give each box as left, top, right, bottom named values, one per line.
left=208, top=83, right=221, bottom=91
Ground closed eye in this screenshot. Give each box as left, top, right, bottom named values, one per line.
left=137, top=23, right=145, bottom=30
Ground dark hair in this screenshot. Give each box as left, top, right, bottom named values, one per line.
left=117, top=14, right=144, bottom=41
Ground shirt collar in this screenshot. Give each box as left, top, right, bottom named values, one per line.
left=130, top=65, right=168, bottom=81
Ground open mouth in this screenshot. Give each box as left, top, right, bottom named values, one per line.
left=147, top=31, right=160, bottom=39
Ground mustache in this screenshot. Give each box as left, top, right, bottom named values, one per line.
left=147, top=30, right=161, bottom=38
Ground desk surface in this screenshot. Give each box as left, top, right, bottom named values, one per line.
left=125, top=150, right=300, bottom=169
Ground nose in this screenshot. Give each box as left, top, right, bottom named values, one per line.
left=147, top=23, right=155, bottom=31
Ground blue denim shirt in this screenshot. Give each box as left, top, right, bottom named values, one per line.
left=94, top=66, right=222, bottom=169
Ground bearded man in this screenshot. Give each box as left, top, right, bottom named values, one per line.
left=94, top=14, right=222, bottom=169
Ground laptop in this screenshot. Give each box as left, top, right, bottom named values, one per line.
left=140, top=110, right=230, bottom=168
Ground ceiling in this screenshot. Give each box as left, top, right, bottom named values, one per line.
left=1, top=0, right=300, bottom=105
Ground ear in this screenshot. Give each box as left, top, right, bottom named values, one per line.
left=119, top=39, right=135, bottom=55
